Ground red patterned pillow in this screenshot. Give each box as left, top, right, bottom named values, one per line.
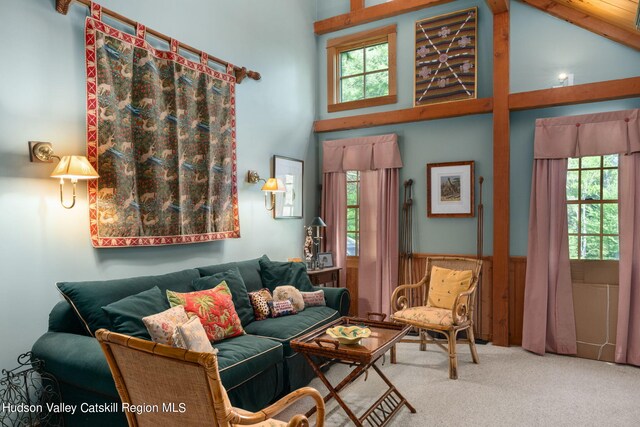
left=166, top=281, right=244, bottom=342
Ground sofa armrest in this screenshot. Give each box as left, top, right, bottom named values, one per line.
left=315, top=286, right=350, bottom=316
left=31, top=332, right=118, bottom=399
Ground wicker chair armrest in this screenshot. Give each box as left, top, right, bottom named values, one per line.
left=232, top=386, right=325, bottom=426
left=452, top=285, right=477, bottom=326
left=391, top=281, right=427, bottom=312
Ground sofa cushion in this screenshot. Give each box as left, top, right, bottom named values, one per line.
left=192, top=267, right=254, bottom=326
left=248, top=289, right=273, bottom=321
left=214, top=334, right=283, bottom=391
left=258, top=256, right=315, bottom=292
left=167, top=283, right=245, bottom=342
left=244, top=306, right=340, bottom=356
left=102, top=286, right=170, bottom=339
left=173, top=316, right=216, bottom=353
left=196, top=258, right=264, bottom=293
left=57, top=269, right=199, bottom=336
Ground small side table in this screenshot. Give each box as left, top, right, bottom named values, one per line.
left=307, top=266, right=342, bottom=287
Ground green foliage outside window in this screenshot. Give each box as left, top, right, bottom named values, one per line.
left=340, top=43, right=389, bottom=103
left=346, top=171, right=360, bottom=256
left=567, top=155, right=619, bottom=260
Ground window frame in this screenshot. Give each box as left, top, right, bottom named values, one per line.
left=326, top=24, right=397, bottom=113
left=566, top=155, right=619, bottom=261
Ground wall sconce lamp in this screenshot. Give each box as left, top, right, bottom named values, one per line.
left=247, top=170, right=285, bottom=211
left=554, top=72, right=574, bottom=88
left=29, top=142, right=99, bottom=209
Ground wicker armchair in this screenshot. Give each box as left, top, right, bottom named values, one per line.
left=96, top=329, right=325, bottom=427
left=389, top=257, right=483, bottom=379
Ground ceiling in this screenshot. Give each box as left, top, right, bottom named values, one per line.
left=547, top=0, right=639, bottom=32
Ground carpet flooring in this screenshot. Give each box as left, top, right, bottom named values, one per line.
left=278, top=342, right=640, bottom=426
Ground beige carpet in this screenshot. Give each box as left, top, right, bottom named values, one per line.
left=278, top=342, right=640, bottom=426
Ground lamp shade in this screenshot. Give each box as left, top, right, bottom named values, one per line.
left=261, top=178, right=285, bottom=192
left=309, top=217, right=327, bottom=228
left=50, top=156, right=99, bottom=180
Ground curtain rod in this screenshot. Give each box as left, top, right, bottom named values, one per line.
left=55, top=0, right=261, bottom=83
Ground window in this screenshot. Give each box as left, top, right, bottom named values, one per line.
left=566, top=155, right=619, bottom=260
left=327, top=24, right=397, bottom=113
left=346, top=171, right=360, bottom=256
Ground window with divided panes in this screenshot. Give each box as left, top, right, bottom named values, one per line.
left=346, top=171, right=360, bottom=256
left=566, top=155, right=619, bottom=260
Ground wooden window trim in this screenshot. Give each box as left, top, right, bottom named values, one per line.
left=327, top=25, right=397, bottom=113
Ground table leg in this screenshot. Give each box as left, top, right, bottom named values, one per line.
left=371, top=362, right=416, bottom=414
left=302, top=354, right=366, bottom=426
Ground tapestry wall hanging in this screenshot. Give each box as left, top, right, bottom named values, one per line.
left=414, top=7, right=477, bottom=106
left=85, top=4, right=239, bottom=247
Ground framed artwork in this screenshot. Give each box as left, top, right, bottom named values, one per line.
left=317, top=252, right=334, bottom=268
left=273, top=156, right=303, bottom=219
left=414, top=7, right=477, bottom=106
left=427, top=161, right=474, bottom=218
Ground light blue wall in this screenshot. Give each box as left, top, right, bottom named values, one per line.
left=0, top=0, right=317, bottom=370
left=315, top=0, right=640, bottom=257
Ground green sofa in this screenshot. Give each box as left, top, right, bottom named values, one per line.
left=31, top=256, right=350, bottom=427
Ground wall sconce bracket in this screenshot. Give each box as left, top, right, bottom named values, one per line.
left=29, top=141, right=57, bottom=163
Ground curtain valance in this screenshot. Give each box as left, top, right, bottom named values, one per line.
left=322, top=134, right=402, bottom=172
left=534, top=109, right=640, bottom=159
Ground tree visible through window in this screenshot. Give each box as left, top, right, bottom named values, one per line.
left=566, top=155, right=619, bottom=260
left=346, top=171, right=360, bottom=256
left=340, top=43, right=389, bottom=102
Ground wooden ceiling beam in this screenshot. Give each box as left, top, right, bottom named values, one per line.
left=520, top=0, right=640, bottom=51
left=314, top=0, right=454, bottom=35
left=509, top=76, right=640, bottom=110
left=313, top=98, right=493, bottom=133
left=485, top=0, right=510, bottom=14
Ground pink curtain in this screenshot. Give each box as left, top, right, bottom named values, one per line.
left=322, top=134, right=402, bottom=315
left=616, top=153, right=640, bottom=366
left=321, top=173, right=347, bottom=287
left=524, top=108, right=640, bottom=363
left=522, top=159, right=577, bottom=355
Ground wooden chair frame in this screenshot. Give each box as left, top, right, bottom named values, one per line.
left=96, top=329, right=325, bottom=427
left=389, top=256, right=483, bottom=379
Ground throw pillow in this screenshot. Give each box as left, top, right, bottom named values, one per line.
left=258, top=256, right=315, bottom=292
left=192, top=267, right=254, bottom=326
left=268, top=299, right=297, bottom=318
left=273, top=285, right=305, bottom=312
left=102, top=286, right=170, bottom=339
left=166, top=282, right=245, bottom=342
left=142, top=305, right=190, bottom=346
left=172, top=316, right=216, bottom=353
left=248, top=288, right=273, bottom=321
left=426, top=266, right=473, bottom=310
left=300, top=290, right=326, bottom=307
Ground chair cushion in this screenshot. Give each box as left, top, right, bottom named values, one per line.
left=244, top=306, right=340, bottom=356
left=427, top=266, right=473, bottom=310
left=215, top=335, right=283, bottom=391
left=167, top=282, right=245, bottom=342
left=57, top=268, right=199, bottom=336
left=192, top=267, right=254, bottom=326
left=393, top=306, right=453, bottom=327
left=102, top=286, right=170, bottom=339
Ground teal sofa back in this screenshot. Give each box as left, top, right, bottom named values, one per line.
left=196, top=257, right=263, bottom=292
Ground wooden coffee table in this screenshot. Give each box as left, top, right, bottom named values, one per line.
left=290, top=315, right=415, bottom=426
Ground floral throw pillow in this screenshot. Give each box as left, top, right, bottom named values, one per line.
left=166, top=281, right=244, bottom=342
left=300, top=290, right=326, bottom=307
left=268, top=299, right=297, bottom=318
left=248, top=288, right=273, bottom=321
left=172, top=316, right=217, bottom=353
left=142, top=305, right=189, bottom=346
